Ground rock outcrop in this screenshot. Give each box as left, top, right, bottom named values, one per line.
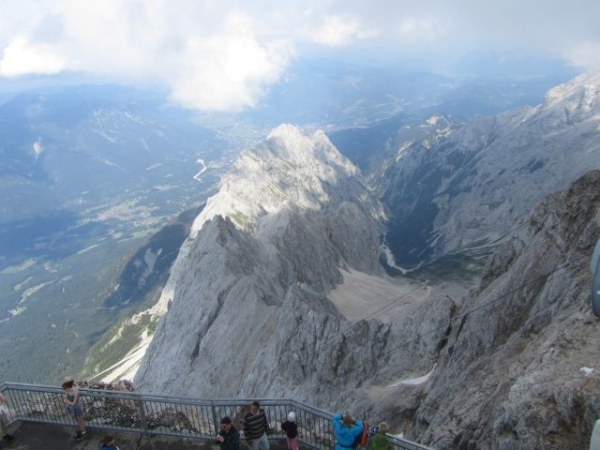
left=134, top=125, right=408, bottom=399
left=410, top=170, right=600, bottom=449
left=130, top=76, right=600, bottom=450
left=375, top=71, right=600, bottom=268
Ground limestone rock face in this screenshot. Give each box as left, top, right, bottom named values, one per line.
left=131, top=76, right=600, bottom=450
left=376, top=71, right=600, bottom=268
left=410, top=170, right=600, bottom=450
left=134, top=125, right=401, bottom=399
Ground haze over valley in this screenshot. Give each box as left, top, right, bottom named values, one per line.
left=0, top=56, right=578, bottom=384
left=1, top=2, right=600, bottom=449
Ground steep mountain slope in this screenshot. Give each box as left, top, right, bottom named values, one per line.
left=132, top=124, right=406, bottom=395
left=110, top=74, right=600, bottom=450
left=0, top=85, right=230, bottom=385
left=0, top=85, right=223, bottom=224
left=0, top=72, right=579, bottom=387
left=410, top=170, right=600, bottom=449
left=365, top=71, right=600, bottom=268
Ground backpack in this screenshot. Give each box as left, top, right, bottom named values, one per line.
left=355, top=421, right=369, bottom=448
left=367, top=425, right=379, bottom=445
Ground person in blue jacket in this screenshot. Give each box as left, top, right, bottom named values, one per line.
left=332, top=413, right=364, bottom=450
left=99, top=435, right=120, bottom=450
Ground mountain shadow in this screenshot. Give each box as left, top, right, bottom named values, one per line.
left=104, top=205, right=203, bottom=308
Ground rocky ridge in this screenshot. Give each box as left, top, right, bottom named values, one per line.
left=376, top=71, right=600, bottom=267
left=112, top=74, right=600, bottom=450
left=411, top=170, right=600, bottom=449
left=133, top=125, right=402, bottom=398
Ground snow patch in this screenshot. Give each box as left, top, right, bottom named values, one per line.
left=395, top=141, right=412, bottom=162
left=426, top=115, right=442, bottom=125
left=389, top=365, right=435, bottom=386
left=32, top=137, right=43, bottom=158
left=146, top=163, right=162, bottom=171
left=381, top=243, right=420, bottom=275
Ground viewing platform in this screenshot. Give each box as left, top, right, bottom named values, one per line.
left=2, top=421, right=225, bottom=449
left=0, top=382, right=433, bottom=450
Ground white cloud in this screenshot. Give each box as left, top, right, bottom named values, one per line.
left=311, top=15, right=378, bottom=47
left=397, top=17, right=447, bottom=43
left=0, top=1, right=295, bottom=111
left=0, top=36, right=65, bottom=76
left=32, top=138, right=44, bottom=158
left=166, top=31, right=293, bottom=111
left=1, top=0, right=600, bottom=111
left=563, top=42, right=600, bottom=70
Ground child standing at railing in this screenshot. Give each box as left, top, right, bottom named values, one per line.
left=281, top=411, right=298, bottom=450
left=61, top=378, right=87, bottom=439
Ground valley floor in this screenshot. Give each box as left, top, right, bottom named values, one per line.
left=328, top=268, right=472, bottom=322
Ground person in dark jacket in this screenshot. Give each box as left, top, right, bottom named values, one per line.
left=243, top=401, right=271, bottom=450
left=218, top=416, right=240, bottom=450
left=332, top=413, right=363, bottom=450
left=281, top=411, right=298, bottom=450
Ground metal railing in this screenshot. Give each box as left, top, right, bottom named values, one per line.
left=0, top=382, right=433, bottom=450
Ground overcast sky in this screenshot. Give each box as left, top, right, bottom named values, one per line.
left=1, top=0, right=598, bottom=111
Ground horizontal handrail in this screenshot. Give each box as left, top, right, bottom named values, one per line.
left=0, top=382, right=434, bottom=450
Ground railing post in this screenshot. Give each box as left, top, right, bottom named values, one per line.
left=137, top=395, right=148, bottom=436
left=211, top=400, right=219, bottom=436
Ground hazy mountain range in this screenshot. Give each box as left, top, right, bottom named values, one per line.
left=0, top=60, right=572, bottom=384
left=0, top=85, right=232, bottom=383
left=0, top=58, right=598, bottom=449
left=120, top=71, right=600, bottom=450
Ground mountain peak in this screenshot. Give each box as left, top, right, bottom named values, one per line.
left=266, top=122, right=306, bottom=141
left=189, top=124, right=362, bottom=236
left=541, top=70, right=600, bottom=114
left=264, top=123, right=351, bottom=169
left=133, top=123, right=386, bottom=401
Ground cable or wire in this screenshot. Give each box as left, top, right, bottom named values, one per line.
left=369, top=184, right=596, bottom=335
left=292, top=250, right=592, bottom=398
left=485, top=219, right=531, bottom=247
left=424, top=252, right=588, bottom=336
left=359, top=219, right=536, bottom=324
left=289, top=177, right=600, bottom=415
left=363, top=284, right=424, bottom=321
